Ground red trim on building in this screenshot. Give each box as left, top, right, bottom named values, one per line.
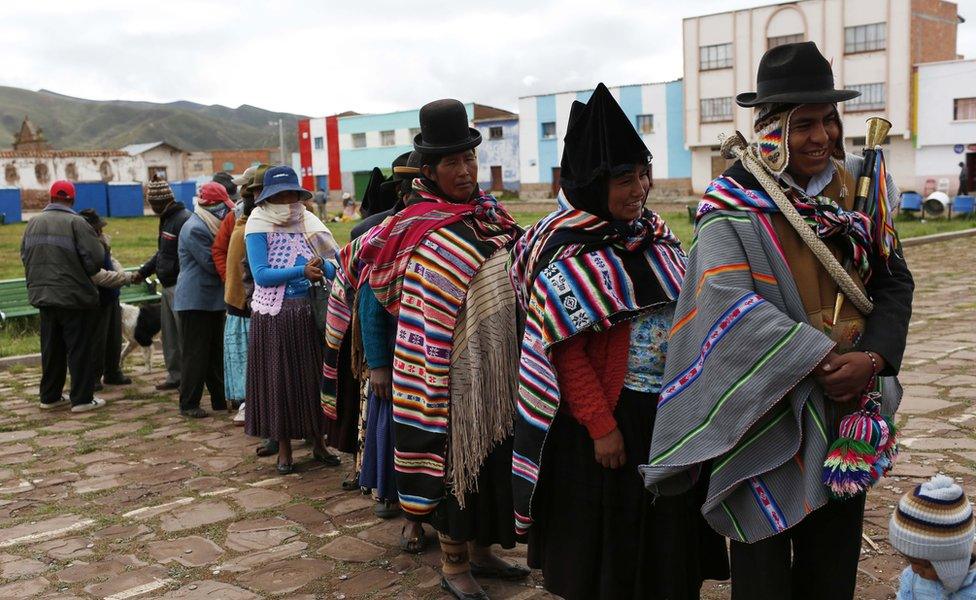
left=326, top=115, right=342, bottom=191
left=297, top=119, right=314, bottom=191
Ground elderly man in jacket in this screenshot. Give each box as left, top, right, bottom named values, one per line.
left=20, top=180, right=107, bottom=413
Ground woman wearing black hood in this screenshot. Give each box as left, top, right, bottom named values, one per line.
left=509, top=84, right=728, bottom=600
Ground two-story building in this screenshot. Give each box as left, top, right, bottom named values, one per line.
left=682, top=0, right=961, bottom=192
left=914, top=58, right=976, bottom=195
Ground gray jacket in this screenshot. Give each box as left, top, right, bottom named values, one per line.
left=20, top=203, right=106, bottom=309
left=174, top=210, right=226, bottom=312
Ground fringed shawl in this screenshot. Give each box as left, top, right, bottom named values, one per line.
left=638, top=206, right=902, bottom=544
left=359, top=184, right=520, bottom=516
left=509, top=208, right=686, bottom=533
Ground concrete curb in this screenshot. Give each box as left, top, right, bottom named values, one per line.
left=899, top=227, right=976, bottom=247
left=2, top=227, right=974, bottom=371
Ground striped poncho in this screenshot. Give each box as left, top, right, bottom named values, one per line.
left=639, top=172, right=902, bottom=544
left=509, top=208, right=687, bottom=533
left=359, top=184, right=520, bottom=516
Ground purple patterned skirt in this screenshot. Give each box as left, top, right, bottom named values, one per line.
left=245, top=297, right=325, bottom=440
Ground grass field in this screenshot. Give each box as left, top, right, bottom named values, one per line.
left=1, top=208, right=972, bottom=358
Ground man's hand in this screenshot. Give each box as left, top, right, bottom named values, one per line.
left=370, top=366, right=393, bottom=402
left=816, top=351, right=880, bottom=403
left=303, top=257, right=324, bottom=282
left=127, top=272, right=142, bottom=285
left=593, top=428, right=626, bottom=469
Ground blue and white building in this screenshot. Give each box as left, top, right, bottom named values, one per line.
left=518, top=80, right=692, bottom=198
left=474, top=114, right=520, bottom=193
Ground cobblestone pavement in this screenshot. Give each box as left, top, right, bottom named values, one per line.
left=0, top=237, right=973, bottom=599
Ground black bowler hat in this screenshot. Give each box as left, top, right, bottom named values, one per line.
left=413, top=99, right=482, bottom=155
left=736, top=42, right=860, bottom=107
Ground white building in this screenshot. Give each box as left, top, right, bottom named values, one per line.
left=519, top=80, right=692, bottom=199
left=682, top=0, right=962, bottom=193
left=914, top=59, right=976, bottom=196
left=120, top=141, right=186, bottom=182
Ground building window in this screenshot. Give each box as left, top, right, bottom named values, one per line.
left=409, top=127, right=421, bottom=140
left=635, top=114, right=654, bottom=134
left=313, top=136, right=324, bottom=150
left=380, top=130, right=396, bottom=146
left=846, top=83, right=886, bottom=111
left=845, top=23, right=886, bottom=54
left=489, top=126, right=504, bottom=140
left=699, top=43, right=733, bottom=71
left=352, top=133, right=367, bottom=148
left=222, top=161, right=235, bottom=171
left=954, top=98, right=976, bottom=121
left=700, top=97, right=734, bottom=123
left=768, top=33, right=804, bottom=49
left=541, top=122, right=556, bottom=139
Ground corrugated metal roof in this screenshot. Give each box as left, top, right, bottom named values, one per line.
left=120, top=141, right=183, bottom=155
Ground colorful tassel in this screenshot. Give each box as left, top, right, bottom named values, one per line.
left=822, top=388, right=897, bottom=499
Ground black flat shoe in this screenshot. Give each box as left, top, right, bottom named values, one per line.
left=104, top=375, right=132, bottom=386
left=276, top=462, right=294, bottom=475
left=341, top=472, right=360, bottom=491
left=255, top=439, right=279, bottom=457
left=374, top=499, right=401, bottom=519
left=440, top=577, right=488, bottom=600
left=180, top=408, right=208, bottom=418
left=312, top=448, right=340, bottom=467
left=156, top=381, right=180, bottom=391
left=469, top=560, right=531, bottom=580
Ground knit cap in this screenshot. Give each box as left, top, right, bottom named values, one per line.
left=889, top=475, right=975, bottom=592
left=146, top=180, right=175, bottom=213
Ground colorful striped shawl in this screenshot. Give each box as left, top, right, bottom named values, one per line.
left=361, top=187, right=519, bottom=516
left=509, top=208, right=687, bottom=533
left=700, top=172, right=877, bottom=282
left=321, top=231, right=374, bottom=420
left=638, top=207, right=902, bottom=543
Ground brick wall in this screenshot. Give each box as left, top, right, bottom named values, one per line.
left=210, top=149, right=274, bottom=174
left=910, top=0, right=959, bottom=66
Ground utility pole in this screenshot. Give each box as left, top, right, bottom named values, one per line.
left=270, top=118, right=286, bottom=165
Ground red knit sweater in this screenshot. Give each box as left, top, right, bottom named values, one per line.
left=552, top=323, right=630, bottom=440
left=211, top=212, right=236, bottom=282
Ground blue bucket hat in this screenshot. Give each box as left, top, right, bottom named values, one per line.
left=255, top=166, right=313, bottom=204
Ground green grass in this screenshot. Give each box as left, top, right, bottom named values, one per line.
left=0, top=208, right=969, bottom=359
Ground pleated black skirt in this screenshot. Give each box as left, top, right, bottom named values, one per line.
left=527, top=388, right=729, bottom=600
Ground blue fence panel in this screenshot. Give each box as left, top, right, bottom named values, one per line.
left=0, top=188, right=22, bottom=224
left=952, top=195, right=975, bottom=216
left=171, top=181, right=197, bottom=212
left=107, top=183, right=144, bottom=217
left=73, top=182, right=108, bottom=216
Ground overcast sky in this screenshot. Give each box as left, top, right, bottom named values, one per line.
left=2, top=0, right=975, bottom=117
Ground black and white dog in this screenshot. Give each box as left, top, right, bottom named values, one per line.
left=120, top=303, right=161, bottom=372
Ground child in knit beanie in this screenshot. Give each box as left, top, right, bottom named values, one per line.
left=889, top=475, right=976, bottom=598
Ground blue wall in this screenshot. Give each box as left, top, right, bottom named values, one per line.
left=666, top=80, right=691, bottom=178
left=475, top=119, right=520, bottom=190
left=537, top=95, right=557, bottom=183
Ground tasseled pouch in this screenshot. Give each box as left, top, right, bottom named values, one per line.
left=822, top=385, right=897, bottom=499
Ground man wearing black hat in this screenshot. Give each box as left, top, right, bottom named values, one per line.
left=641, top=42, right=914, bottom=599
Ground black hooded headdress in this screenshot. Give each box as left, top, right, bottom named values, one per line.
left=360, top=167, right=397, bottom=219
left=559, top=82, right=652, bottom=221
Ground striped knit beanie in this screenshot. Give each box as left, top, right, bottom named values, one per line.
left=889, top=475, right=975, bottom=592
left=146, top=180, right=175, bottom=214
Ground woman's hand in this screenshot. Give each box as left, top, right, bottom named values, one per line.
left=593, top=428, right=626, bottom=469
left=370, top=366, right=393, bottom=402
left=303, top=256, right=324, bottom=282
left=816, top=351, right=881, bottom=403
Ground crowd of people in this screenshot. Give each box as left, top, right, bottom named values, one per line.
left=20, top=41, right=976, bottom=600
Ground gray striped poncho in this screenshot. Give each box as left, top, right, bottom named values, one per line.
left=639, top=207, right=902, bottom=544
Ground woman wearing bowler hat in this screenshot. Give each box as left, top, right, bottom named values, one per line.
left=641, top=41, right=914, bottom=599
left=357, top=99, right=526, bottom=599
left=244, top=166, right=341, bottom=474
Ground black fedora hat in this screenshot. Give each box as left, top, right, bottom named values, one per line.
left=736, top=41, right=860, bottom=107
left=414, top=99, right=482, bottom=156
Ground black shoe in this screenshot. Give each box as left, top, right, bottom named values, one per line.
left=256, top=439, right=279, bottom=457
left=156, top=381, right=180, bottom=391
left=440, top=577, right=488, bottom=600
left=341, top=472, right=360, bottom=491
left=469, top=560, right=531, bottom=580
left=93, top=383, right=103, bottom=392
left=276, top=462, right=294, bottom=475
left=312, top=448, right=341, bottom=467
left=104, top=375, right=132, bottom=386
left=180, top=408, right=208, bottom=418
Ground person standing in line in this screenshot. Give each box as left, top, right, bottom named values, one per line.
left=134, top=180, right=192, bottom=391
left=245, top=166, right=341, bottom=474
left=960, top=162, right=970, bottom=196
left=174, top=182, right=233, bottom=418
left=20, top=180, right=106, bottom=413
left=79, top=208, right=131, bottom=391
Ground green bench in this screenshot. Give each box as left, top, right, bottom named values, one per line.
left=0, top=268, right=160, bottom=322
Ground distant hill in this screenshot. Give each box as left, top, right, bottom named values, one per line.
left=0, top=86, right=309, bottom=154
